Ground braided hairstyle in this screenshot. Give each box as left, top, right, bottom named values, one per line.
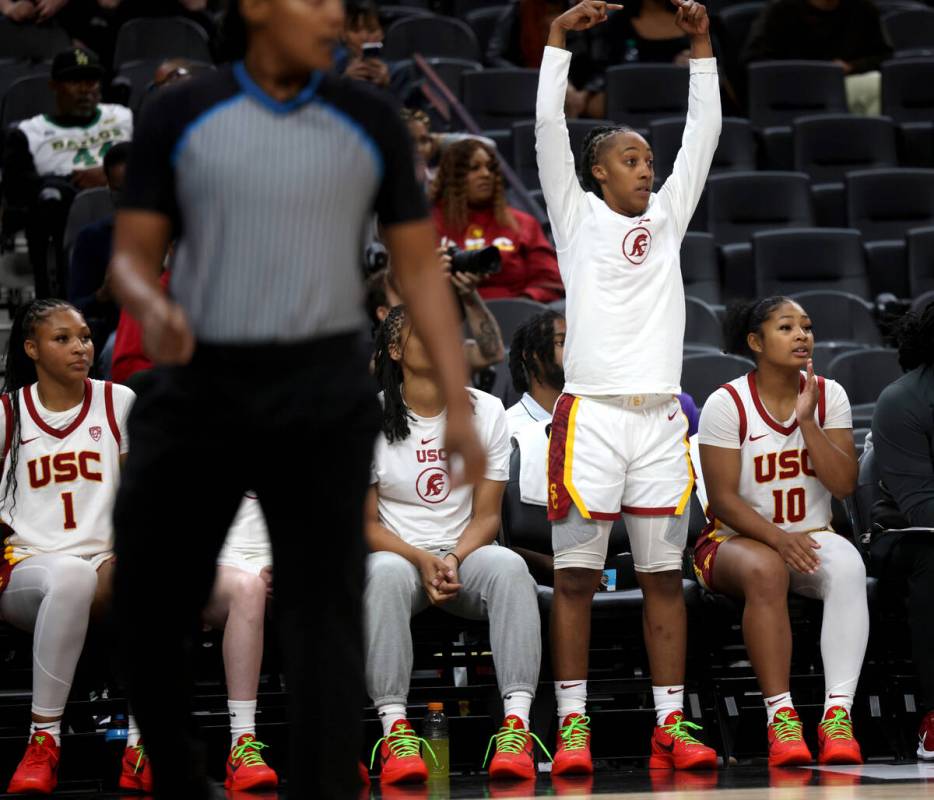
left=893, top=299, right=934, bottom=371
left=1, top=299, right=81, bottom=520
left=430, top=139, right=517, bottom=233
left=722, top=296, right=795, bottom=362
left=373, top=304, right=414, bottom=442
left=579, top=124, right=636, bottom=198
left=509, top=310, right=566, bottom=393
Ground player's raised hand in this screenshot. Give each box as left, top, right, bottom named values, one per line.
left=795, top=359, right=819, bottom=423
left=552, top=0, right=624, bottom=32
left=671, top=0, right=710, bottom=36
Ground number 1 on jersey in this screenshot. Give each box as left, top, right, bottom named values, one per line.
left=61, top=491, right=77, bottom=530
left=771, top=487, right=806, bottom=524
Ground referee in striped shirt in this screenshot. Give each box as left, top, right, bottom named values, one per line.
left=109, top=2, right=485, bottom=797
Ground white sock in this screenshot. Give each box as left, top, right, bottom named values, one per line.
left=503, top=690, right=534, bottom=727
left=127, top=714, right=142, bottom=747
left=824, top=690, right=854, bottom=717
left=555, top=680, right=587, bottom=723
left=228, top=699, right=257, bottom=748
left=764, top=693, right=794, bottom=725
left=653, top=685, right=684, bottom=726
left=30, top=720, right=61, bottom=746
left=377, top=703, right=407, bottom=736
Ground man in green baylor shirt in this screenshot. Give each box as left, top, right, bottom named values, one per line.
left=2, top=47, right=132, bottom=298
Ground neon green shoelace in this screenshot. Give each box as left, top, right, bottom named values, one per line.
left=772, top=711, right=805, bottom=743
left=231, top=738, right=270, bottom=768
left=369, top=727, right=437, bottom=769
left=481, top=719, right=553, bottom=767
left=558, top=715, right=591, bottom=752
left=820, top=708, right=854, bottom=741
left=662, top=714, right=705, bottom=745
left=127, top=744, right=147, bottom=774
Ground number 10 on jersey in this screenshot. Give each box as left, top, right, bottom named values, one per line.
left=772, top=487, right=806, bottom=524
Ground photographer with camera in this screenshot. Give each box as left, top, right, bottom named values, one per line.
left=432, top=139, right=564, bottom=304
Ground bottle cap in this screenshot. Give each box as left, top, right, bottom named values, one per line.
left=428, top=702, right=444, bottom=712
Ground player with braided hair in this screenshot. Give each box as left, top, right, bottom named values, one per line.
left=535, top=0, right=721, bottom=774
left=0, top=299, right=136, bottom=794
left=366, top=305, right=546, bottom=785
left=506, top=310, right=566, bottom=437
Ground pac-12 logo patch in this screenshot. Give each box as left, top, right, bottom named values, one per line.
left=417, top=467, right=450, bottom=504
left=622, top=227, right=652, bottom=265
left=89, top=426, right=102, bottom=442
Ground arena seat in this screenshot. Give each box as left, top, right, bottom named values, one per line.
left=462, top=68, right=538, bottom=130
left=827, top=348, right=903, bottom=427
left=681, top=352, right=755, bottom=406
left=753, top=228, right=871, bottom=298
left=907, top=226, right=934, bottom=296
left=0, top=19, right=70, bottom=62
left=847, top=168, right=934, bottom=244
left=114, top=58, right=214, bottom=114
left=382, top=15, right=480, bottom=61
left=0, top=74, right=56, bottom=131
left=882, top=57, right=934, bottom=125
left=63, top=188, right=114, bottom=265
left=706, top=171, right=813, bottom=246
left=112, top=17, right=212, bottom=69
left=684, top=296, right=722, bottom=351
left=716, top=2, right=765, bottom=67
left=911, top=288, right=934, bottom=312
left=747, top=61, right=847, bottom=128
left=464, top=6, right=506, bottom=60
left=681, top=232, right=722, bottom=305
left=511, top=118, right=611, bottom=191
left=789, top=290, right=881, bottom=344
left=651, top=116, right=757, bottom=184
left=883, top=8, right=934, bottom=52
left=484, top=298, right=548, bottom=344
left=604, top=63, right=690, bottom=129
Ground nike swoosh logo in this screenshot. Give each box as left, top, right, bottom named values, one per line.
left=19, top=437, right=40, bottom=446
left=667, top=688, right=681, bottom=694
left=750, top=434, right=769, bottom=441
left=421, top=437, right=438, bottom=445
left=828, top=694, right=849, bottom=699
left=559, top=682, right=583, bottom=689
left=668, top=410, right=679, bottom=421
left=768, top=698, right=788, bottom=706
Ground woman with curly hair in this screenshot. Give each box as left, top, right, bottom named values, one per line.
left=431, top=139, right=563, bottom=304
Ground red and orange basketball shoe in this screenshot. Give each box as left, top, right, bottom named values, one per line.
left=767, top=708, right=813, bottom=767
left=119, top=742, right=153, bottom=792
left=225, top=733, right=279, bottom=791
left=649, top=711, right=718, bottom=770
left=7, top=732, right=60, bottom=794
left=918, top=711, right=934, bottom=762
left=817, top=706, right=863, bottom=765
left=371, top=720, right=430, bottom=785
left=484, top=715, right=551, bottom=780
left=552, top=714, right=593, bottom=776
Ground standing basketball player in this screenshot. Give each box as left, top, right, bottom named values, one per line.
left=694, top=297, right=866, bottom=766
left=536, top=0, right=721, bottom=773
left=109, top=1, right=485, bottom=797
left=0, top=300, right=135, bottom=794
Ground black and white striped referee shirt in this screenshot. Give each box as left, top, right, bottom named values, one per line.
left=123, top=62, right=426, bottom=344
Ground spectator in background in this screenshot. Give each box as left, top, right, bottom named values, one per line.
left=741, top=0, right=891, bottom=114
left=432, top=139, right=563, bottom=304
left=507, top=310, right=566, bottom=438
left=2, top=48, right=132, bottom=299
left=869, top=301, right=934, bottom=762
left=335, top=0, right=412, bottom=95
left=67, top=141, right=129, bottom=372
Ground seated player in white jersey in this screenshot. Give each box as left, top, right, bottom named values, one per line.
left=365, top=305, right=545, bottom=785
left=205, top=493, right=278, bottom=791
left=535, top=0, right=721, bottom=774
left=0, top=300, right=136, bottom=795
left=506, top=310, right=566, bottom=439
left=694, top=296, right=867, bottom=766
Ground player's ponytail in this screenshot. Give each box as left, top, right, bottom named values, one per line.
left=0, top=299, right=78, bottom=519
left=509, top=309, right=565, bottom=393
left=893, top=299, right=934, bottom=371
left=579, top=125, right=634, bottom=198
left=374, top=304, right=415, bottom=443
left=722, top=296, right=791, bottom=361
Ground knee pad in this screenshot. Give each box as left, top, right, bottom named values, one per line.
left=552, top=508, right=611, bottom=571
left=627, top=513, right=689, bottom=573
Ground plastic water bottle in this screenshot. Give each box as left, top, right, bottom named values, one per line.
left=423, top=702, right=449, bottom=778
left=105, top=712, right=128, bottom=787
left=624, top=38, right=640, bottom=62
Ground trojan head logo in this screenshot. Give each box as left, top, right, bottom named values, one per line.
left=75, top=49, right=89, bottom=66
left=549, top=482, right=559, bottom=510
left=89, top=426, right=101, bottom=442
left=622, top=227, right=652, bottom=265
left=416, top=467, right=450, bottom=504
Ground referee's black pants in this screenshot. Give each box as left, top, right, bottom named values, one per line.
left=113, top=333, right=378, bottom=799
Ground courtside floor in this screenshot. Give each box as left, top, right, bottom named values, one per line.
left=8, top=763, right=934, bottom=799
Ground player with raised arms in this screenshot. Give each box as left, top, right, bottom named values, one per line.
left=0, top=300, right=135, bottom=794
left=694, top=297, right=866, bottom=766
left=536, top=0, right=721, bottom=774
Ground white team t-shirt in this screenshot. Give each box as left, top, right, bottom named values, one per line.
left=371, top=387, right=511, bottom=551
left=535, top=47, right=721, bottom=396
left=17, top=104, right=133, bottom=177
left=699, top=371, right=852, bottom=535
left=0, top=380, right=134, bottom=567
left=217, top=493, right=272, bottom=576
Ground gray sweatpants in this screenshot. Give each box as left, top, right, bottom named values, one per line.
left=365, top=546, right=541, bottom=706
